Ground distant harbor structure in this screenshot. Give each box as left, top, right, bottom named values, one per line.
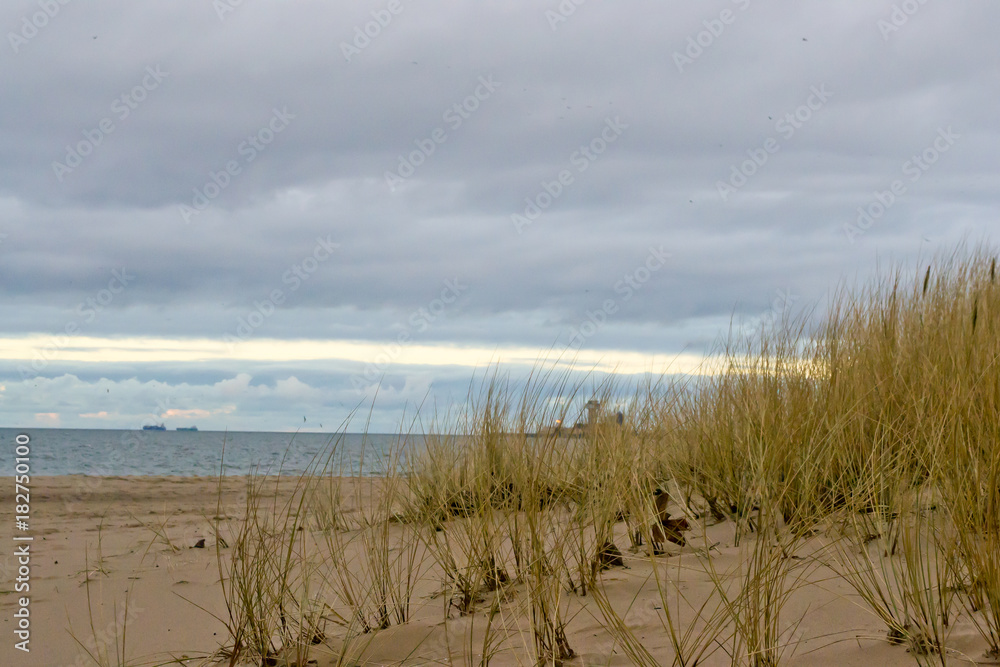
left=537, top=399, right=620, bottom=437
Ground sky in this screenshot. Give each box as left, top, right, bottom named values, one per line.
left=1, top=1, right=997, bottom=432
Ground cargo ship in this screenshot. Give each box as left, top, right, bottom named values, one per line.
left=142, top=423, right=166, bottom=431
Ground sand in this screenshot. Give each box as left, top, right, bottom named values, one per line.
left=0, top=476, right=991, bottom=666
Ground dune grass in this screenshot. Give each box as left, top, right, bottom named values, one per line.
left=176, top=242, right=1000, bottom=666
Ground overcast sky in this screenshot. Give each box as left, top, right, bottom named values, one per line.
left=1, top=1, right=997, bottom=432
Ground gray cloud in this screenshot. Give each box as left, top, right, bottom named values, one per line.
left=2, top=1, right=998, bottom=429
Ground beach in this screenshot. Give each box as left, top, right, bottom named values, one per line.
left=3, top=474, right=992, bottom=666
left=6, top=3, right=999, bottom=665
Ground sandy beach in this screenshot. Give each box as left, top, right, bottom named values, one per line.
left=1, top=474, right=992, bottom=666
left=6, top=2, right=999, bottom=664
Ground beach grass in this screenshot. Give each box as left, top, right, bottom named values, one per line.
left=80, top=242, right=1000, bottom=666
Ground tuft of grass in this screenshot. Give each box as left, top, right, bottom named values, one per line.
left=208, top=429, right=377, bottom=667
left=69, top=547, right=139, bottom=667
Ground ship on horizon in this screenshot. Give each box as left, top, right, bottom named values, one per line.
left=176, top=426, right=198, bottom=431
left=142, top=423, right=166, bottom=431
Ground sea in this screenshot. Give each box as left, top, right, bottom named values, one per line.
left=0, top=428, right=418, bottom=476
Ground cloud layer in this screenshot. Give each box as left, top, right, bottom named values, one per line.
left=2, top=1, right=997, bottom=430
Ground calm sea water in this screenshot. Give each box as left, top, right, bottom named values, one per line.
left=0, top=428, right=418, bottom=476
